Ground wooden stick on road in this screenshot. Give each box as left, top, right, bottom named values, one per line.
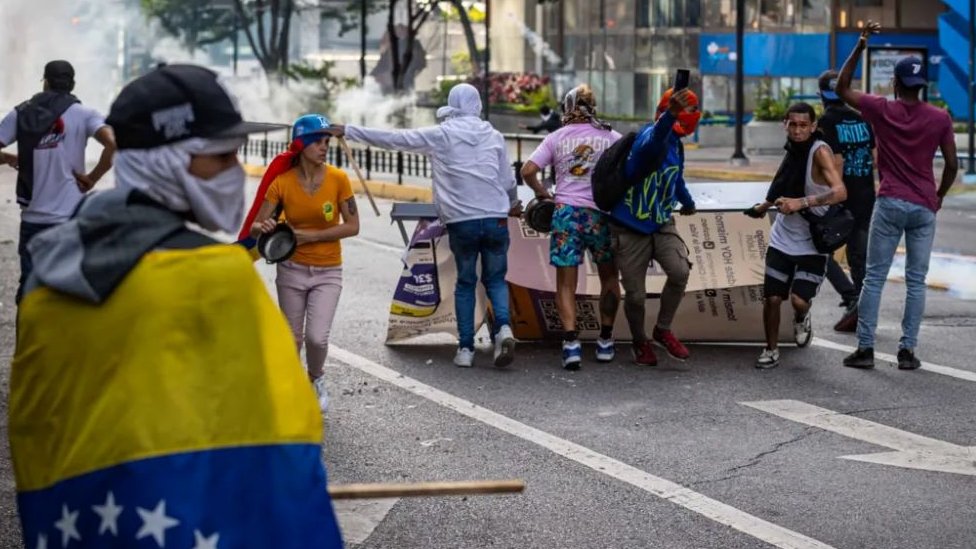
left=328, top=479, right=525, bottom=500
left=337, top=136, right=381, bottom=217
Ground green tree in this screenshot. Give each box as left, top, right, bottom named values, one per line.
left=321, top=0, right=484, bottom=88
left=141, top=0, right=239, bottom=52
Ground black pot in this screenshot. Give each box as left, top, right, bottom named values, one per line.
left=524, top=197, right=556, bottom=233
left=256, top=223, right=297, bottom=264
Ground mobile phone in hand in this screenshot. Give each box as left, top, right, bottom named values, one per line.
left=674, top=69, right=690, bottom=91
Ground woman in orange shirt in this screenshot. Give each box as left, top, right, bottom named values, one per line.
left=251, top=114, right=359, bottom=409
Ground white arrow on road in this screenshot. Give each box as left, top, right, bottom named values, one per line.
left=742, top=400, right=976, bottom=476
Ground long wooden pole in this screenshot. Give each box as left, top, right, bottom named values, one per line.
left=337, top=136, right=381, bottom=217
left=328, top=479, right=525, bottom=500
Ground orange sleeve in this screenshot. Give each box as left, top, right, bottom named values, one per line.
left=265, top=174, right=284, bottom=206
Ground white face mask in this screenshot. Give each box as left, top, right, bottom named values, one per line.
left=114, top=137, right=247, bottom=235
left=183, top=162, right=246, bottom=234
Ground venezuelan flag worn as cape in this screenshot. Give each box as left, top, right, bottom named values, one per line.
left=10, top=189, right=343, bottom=549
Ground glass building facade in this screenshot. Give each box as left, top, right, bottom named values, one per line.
left=536, top=0, right=944, bottom=118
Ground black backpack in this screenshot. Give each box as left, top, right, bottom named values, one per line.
left=591, top=131, right=674, bottom=211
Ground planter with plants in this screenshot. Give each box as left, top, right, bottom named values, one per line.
left=747, top=79, right=792, bottom=154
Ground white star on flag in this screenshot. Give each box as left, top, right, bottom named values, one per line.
left=92, top=492, right=124, bottom=536
left=192, top=530, right=220, bottom=549
left=136, top=500, right=180, bottom=547
left=35, top=533, right=47, bottom=549
left=54, top=504, right=81, bottom=547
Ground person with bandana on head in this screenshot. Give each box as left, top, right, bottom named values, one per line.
left=244, top=114, right=360, bottom=411
left=520, top=85, right=622, bottom=370
left=608, top=88, right=700, bottom=367
left=328, top=83, right=519, bottom=369
left=9, top=65, right=344, bottom=547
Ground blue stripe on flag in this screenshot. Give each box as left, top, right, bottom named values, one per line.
left=17, top=444, right=343, bottom=549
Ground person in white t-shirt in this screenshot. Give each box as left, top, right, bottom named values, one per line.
left=520, top=85, right=623, bottom=370
left=0, top=60, right=116, bottom=302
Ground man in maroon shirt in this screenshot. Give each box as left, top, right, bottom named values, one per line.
left=834, top=22, right=958, bottom=370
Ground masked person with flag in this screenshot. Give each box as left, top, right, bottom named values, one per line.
left=608, top=88, right=699, bottom=367
left=327, top=83, right=518, bottom=369
left=9, top=65, right=344, bottom=548
left=0, top=60, right=116, bottom=303
left=744, top=102, right=847, bottom=369
left=521, top=85, right=622, bottom=370
left=243, top=114, right=359, bottom=411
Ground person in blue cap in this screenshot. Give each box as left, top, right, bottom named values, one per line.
left=247, top=114, right=360, bottom=409
left=816, top=68, right=877, bottom=333
left=834, top=21, right=958, bottom=370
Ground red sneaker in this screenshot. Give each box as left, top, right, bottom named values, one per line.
left=652, top=327, right=690, bottom=361
left=632, top=340, right=658, bottom=366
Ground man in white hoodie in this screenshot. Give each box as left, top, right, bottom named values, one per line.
left=329, top=83, right=518, bottom=368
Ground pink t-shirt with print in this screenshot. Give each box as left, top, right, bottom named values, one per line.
left=527, top=123, right=621, bottom=210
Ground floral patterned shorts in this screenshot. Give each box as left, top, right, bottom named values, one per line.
left=549, top=204, right=614, bottom=267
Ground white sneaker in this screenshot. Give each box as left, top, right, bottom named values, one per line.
left=794, top=313, right=813, bottom=348
left=493, top=325, right=516, bottom=367
left=312, top=376, right=329, bottom=411
left=756, top=348, right=780, bottom=369
left=454, top=347, right=475, bottom=368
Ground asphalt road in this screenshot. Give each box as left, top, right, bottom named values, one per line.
left=1, top=173, right=974, bottom=548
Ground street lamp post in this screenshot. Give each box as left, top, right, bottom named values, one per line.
left=967, top=0, right=976, bottom=181
left=731, top=0, right=749, bottom=166
left=360, top=0, right=367, bottom=85
left=483, top=0, right=491, bottom=121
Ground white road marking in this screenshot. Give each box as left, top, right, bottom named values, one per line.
left=811, top=337, right=976, bottom=383
left=333, top=498, right=400, bottom=545
left=742, top=400, right=976, bottom=476
left=330, top=346, right=835, bottom=549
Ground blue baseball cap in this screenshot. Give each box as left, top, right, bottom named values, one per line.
left=818, top=70, right=840, bottom=101
left=292, top=114, right=331, bottom=146
left=894, top=57, right=927, bottom=88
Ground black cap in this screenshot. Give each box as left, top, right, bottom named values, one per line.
left=43, top=60, right=75, bottom=91
left=817, top=69, right=840, bottom=101
left=106, top=64, right=283, bottom=150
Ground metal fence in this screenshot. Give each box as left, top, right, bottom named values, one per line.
left=239, top=128, right=550, bottom=185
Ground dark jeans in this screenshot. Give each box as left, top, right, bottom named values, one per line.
left=446, top=218, right=511, bottom=350
left=826, top=223, right=869, bottom=304
left=17, top=221, right=56, bottom=303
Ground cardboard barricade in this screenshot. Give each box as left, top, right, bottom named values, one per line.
left=386, top=183, right=793, bottom=344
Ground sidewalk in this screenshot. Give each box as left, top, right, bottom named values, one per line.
left=683, top=146, right=780, bottom=181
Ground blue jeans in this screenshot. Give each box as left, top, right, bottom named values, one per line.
left=446, top=218, right=511, bottom=350
left=17, top=221, right=57, bottom=303
left=857, top=197, right=936, bottom=350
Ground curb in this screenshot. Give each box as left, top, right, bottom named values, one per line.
left=243, top=164, right=432, bottom=203
left=683, top=166, right=772, bottom=181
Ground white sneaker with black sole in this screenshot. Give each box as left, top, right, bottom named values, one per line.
left=493, top=325, right=516, bottom=367
left=794, top=313, right=812, bottom=347
left=755, top=348, right=780, bottom=369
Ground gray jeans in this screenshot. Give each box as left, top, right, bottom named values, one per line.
left=611, top=219, right=691, bottom=341
left=276, top=261, right=343, bottom=379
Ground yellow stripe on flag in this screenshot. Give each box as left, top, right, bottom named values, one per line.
left=10, top=245, right=321, bottom=491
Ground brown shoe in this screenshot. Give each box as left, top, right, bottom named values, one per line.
left=833, top=308, right=858, bottom=333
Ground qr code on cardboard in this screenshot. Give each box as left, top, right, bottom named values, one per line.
left=518, top=218, right=548, bottom=239
left=539, top=298, right=601, bottom=332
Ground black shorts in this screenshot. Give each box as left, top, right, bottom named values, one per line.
left=763, top=246, right=828, bottom=302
